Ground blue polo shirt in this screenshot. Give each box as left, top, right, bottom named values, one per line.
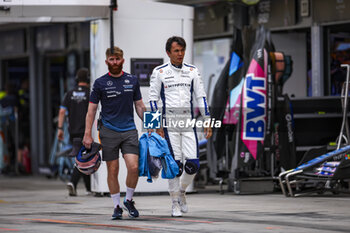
left=90, top=72, right=142, bottom=132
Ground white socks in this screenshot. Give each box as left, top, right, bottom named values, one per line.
left=111, top=187, right=135, bottom=208
left=111, top=193, right=120, bottom=208
left=126, top=187, right=135, bottom=201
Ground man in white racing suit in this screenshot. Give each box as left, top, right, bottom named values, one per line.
left=149, top=36, right=212, bottom=217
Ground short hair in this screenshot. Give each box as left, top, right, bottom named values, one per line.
left=76, top=68, right=90, bottom=83
left=105, top=46, right=123, bottom=58
left=165, top=36, right=186, bottom=52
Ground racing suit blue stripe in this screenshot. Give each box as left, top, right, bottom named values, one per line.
left=190, top=80, right=194, bottom=119
left=150, top=101, right=154, bottom=112
left=184, top=63, right=195, bottom=69
left=193, top=126, right=199, bottom=158
left=203, top=97, right=210, bottom=116
left=150, top=101, right=158, bottom=112
left=156, top=64, right=168, bottom=70
left=160, top=84, right=166, bottom=122
left=160, top=83, right=175, bottom=158
left=190, top=80, right=199, bottom=158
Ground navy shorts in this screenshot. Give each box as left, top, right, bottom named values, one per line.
left=99, top=125, right=139, bottom=161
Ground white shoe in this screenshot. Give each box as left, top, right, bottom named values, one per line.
left=67, top=182, right=76, bottom=196
left=85, top=191, right=93, bottom=196
left=179, top=191, right=188, bottom=213
left=171, top=201, right=182, bottom=217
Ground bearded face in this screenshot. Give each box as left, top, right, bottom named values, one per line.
left=107, top=62, right=122, bottom=74
left=106, top=55, right=124, bottom=75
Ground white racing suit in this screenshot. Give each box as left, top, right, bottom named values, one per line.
left=149, top=61, right=210, bottom=202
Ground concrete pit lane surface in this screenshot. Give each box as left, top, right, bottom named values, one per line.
left=1, top=176, right=350, bottom=233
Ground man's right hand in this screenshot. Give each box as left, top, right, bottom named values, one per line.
left=83, top=134, right=93, bottom=149
left=57, top=129, right=64, bottom=141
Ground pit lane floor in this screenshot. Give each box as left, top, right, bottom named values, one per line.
left=1, top=176, right=350, bottom=233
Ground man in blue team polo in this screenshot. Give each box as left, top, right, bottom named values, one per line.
left=83, top=46, right=146, bottom=220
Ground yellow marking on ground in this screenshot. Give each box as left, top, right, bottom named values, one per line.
left=0, top=200, right=8, bottom=204
left=25, top=218, right=152, bottom=231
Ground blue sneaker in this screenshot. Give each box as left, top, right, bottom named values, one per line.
left=123, top=199, right=139, bottom=218
left=111, top=205, right=123, bottom=220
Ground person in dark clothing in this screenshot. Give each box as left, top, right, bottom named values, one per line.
left=0, top=83, right=19, bottom=174
left=57, top=68, right=91, bottom=196
left=17, top=79, right=31, bottom=174
left=18, top=79, right=30, bottom=148
left=83, top=46, right=146, bottom=220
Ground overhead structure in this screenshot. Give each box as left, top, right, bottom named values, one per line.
left=156, top=0, right=260, bottom=6
left=0, top=0, right=110, bottom=22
